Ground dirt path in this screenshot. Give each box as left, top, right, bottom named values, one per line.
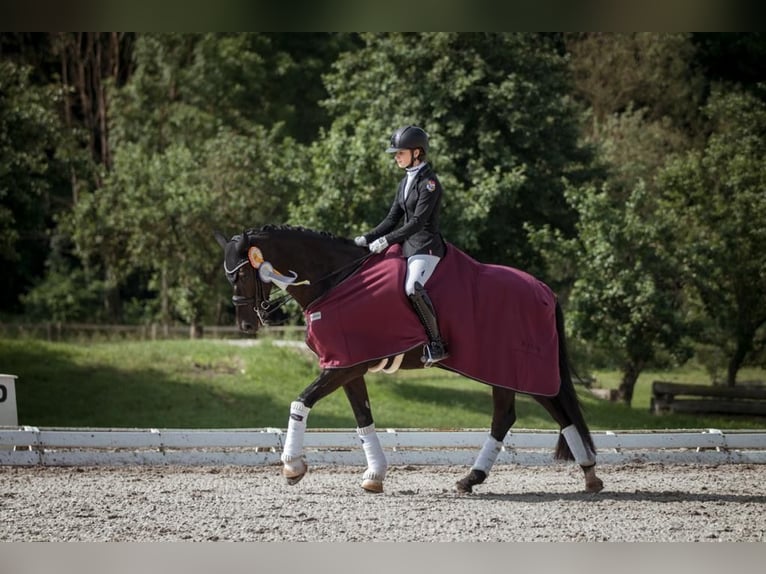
left=2, top=463, right=764, bottom=542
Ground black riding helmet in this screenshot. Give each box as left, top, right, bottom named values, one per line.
left=386, top=125, right=429, bottom=154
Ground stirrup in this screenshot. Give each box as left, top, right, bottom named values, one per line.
left=422, top=342, right=449, bottom=368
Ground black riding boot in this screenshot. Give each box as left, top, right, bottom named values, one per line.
left=408, top=282, right=449, bottom=367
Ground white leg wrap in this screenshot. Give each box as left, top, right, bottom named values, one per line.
left=358, top=424, right=387, bottom=481
left=281, top=401, right=311, bottom=463
left=472, top=435, right=503, bottom=474
left=561, top=424, right=596, bottom=466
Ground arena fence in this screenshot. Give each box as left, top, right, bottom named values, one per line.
left=1, top=427, right=765, bottom=466
left=0, top=322, right=305, bottom=342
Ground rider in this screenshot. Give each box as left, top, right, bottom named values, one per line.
left=355, top=125, right=449, bottom=367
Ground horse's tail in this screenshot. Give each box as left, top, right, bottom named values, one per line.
left=553, top=300, right=596, bottom=461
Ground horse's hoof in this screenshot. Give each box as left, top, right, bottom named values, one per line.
left=455, top=479, right=473, bottom=494
left=361, top=479, right=384, bottom=493
left=283, top=460, right=307, bottom=486
left=583, top=466, right=603, bottom=493
left=455, top=469, right=485, bottom=494
left=585, top=477, right=604, bottom=493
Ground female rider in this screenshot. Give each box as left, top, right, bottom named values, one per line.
left=355, top=125, right=449, bottom=367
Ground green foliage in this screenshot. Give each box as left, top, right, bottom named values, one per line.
left=567, top=33, right=705, bottom=133
left=291, top=33, right=595, bottom=273
left=0, top=60, right=80, bottom=310
left=110, top=33, right=350, bottom=148
left=557, top=181, right=690, bottom=403
left=657, top=85, right=766, bottom=384
left=0, top=62, right=59, bottom=252
left=110, top=34, right=270, bottom=150
left=588, top=106, right=692, bottom=196
left=64, top=125, right=302, bottom=325
left=20, top=267, right=103, bottom=322
left=60, top=34, right=313, bottom=325
left=533, top=33, right=711, bottom=404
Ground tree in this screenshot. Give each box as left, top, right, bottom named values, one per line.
left=109, top=33, right=350, bottom=150
left=51, top=33, right=135, bottom=183
left=65, top=124, right=304, bottom=328
left=290, top=33, right=596, bottom=276
left=566, top=33, right=705, bottom=135
left=548, top=181, right=691, bottom=405
left=532, top=33, right=710, bottom=402
left=657, top=86, right=766, bottom=386
left=531, top=109, right=699, bottom=404
left=59, top=34, right=314, bottom=325
left=0, top=60, right=74, bottom=313
left=13, top=33, right=345, bottom=325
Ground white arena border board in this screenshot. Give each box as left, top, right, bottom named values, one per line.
left=1, top=427, right=765, bottom=466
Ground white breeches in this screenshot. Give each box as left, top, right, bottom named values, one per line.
left=404, top=254, right=441, bottom=295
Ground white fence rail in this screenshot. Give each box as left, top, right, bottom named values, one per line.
left=2, top=427, right=766, bottom=466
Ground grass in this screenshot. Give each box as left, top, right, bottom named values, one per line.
left=1, top=337, right=764, bottom=431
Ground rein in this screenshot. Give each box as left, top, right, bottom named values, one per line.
left=303, top=251, right=375, bottom=306
left=233, top=251, right=374, bottom=326
left=232, top=275, right=293, bottom=325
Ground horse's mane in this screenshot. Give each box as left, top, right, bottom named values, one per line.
left=246, top=224, right=352, bottom=244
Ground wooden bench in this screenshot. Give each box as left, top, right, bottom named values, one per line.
left=651, top=381, right=766, bottom=416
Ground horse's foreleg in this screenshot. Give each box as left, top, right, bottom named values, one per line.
left=457, top=387, right=516, bottom=494
left=344, top=377, right=387, bottom=493
left=281, top=366, right=365, bottom=485
left=281, top=400, right=312, bottom=484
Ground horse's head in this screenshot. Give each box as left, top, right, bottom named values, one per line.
left=216, top=225, right=368, bottom=333
left=215, top=230, right=267, bottom=333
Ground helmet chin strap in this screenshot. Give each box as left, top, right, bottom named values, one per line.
left=406, top=149, right=421, bottom=169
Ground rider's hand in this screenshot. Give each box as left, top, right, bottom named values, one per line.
left=354, top=236, right=368, bottom=247
left=368, top=237, right=389, bottom=254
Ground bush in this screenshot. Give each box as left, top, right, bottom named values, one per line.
left=21, top=268, right=104, bottom=322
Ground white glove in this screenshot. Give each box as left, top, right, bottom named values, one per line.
left=354, top=236, right=368, bottom=247
left=368, top=237, right=389, bottom=254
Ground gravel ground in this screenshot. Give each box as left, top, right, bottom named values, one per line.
left=1, top=463, right=765, bottom=542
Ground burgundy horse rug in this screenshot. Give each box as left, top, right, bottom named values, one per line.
left=304, top=243, right=561, bottom=396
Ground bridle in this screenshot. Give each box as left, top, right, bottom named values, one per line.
left=231, top=269, right=294, bottom=326
left=229, top=251, right=374, bottom=327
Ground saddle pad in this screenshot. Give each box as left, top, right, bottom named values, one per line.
left=304, top=243, right=561, bottom=396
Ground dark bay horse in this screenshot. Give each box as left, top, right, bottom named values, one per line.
left=215, top=225, right=603, bottom=494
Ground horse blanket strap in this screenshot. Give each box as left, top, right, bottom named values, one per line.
left=304, top=243, right=561, bottom=397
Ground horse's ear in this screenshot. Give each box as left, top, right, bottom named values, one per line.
left=235, top=231, right=248, bottom=255
left=213, top=230, right=228, bottom=249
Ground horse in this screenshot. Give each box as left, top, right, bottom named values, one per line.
left=215, top=224, right=604, bottom=494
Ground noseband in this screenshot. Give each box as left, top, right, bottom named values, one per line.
left=231, top=270, right=290, bottom=326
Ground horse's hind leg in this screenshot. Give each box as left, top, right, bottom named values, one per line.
left=546, top=301, right=603, bottom=492
left=456, top=386, right=516, bottom=494
left=344, top=377, right=387, bottom=493
left=535, top=396, right=603, bottom=493
left=561, top=423, right=603, bottom=493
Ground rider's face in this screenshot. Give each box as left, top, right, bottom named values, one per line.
left=394, top=149, right=418, bottom=168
